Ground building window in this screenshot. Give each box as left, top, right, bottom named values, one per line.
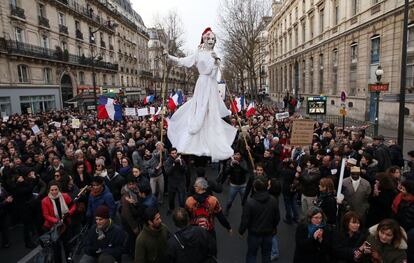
left=351, top=0, right=359, bottom=16
left=294, top=26, right=298, bottom=47
left=79, top=71, right=84, bottom=85
left=370, top=36, right=380, bottom=64
left=44, top=68, right=52, bottom=84
left=319, top=9, right=324, bottom=34
left=111, top=74, right=115, bottom=85
left=302, top=22, right=306, bottom=44
left=61, top=41, right=68, bottom=51
left=302, top=59, right=306, bottom=93
left=351, top=42, right=358, bottom=63
left=309, top=15, right=314, bottom=39
left=319, top=54, right=324, bottom=93
left=20, top=95, right=56, bottom=114
left=10, top=0, right=17, bottom=8
left=334, top=0, right=339, bottom=25
left=77, top=45, right=82, bottom=56
left=0, top=97, right=11, bottom=116
left=38, top=3, right=46, bottom=18
left=103, top=74, right=107, bottom=85
left=372, top=0, right=379, bottom=4
left=332, top=49, right=338, bottom=95
left=302, top=0, right=306, bottom=14
left=58, top=12, right=65, bottom=25
left=310, top=57, right=314, bottom=93
left=17, top=65, right=29, bottom=83
left=407, top=62, right=414, bottom=90
left=75, top=20, right=80, bottom=31
left=41, top=35, right=48, bottom=49
left=349, top=64, right=357, bottom=96
left=295, top=7, right=298, bottom=20
left=15, top=27, right=24, bottom=42
left=408, top=24, right=414, bottom=50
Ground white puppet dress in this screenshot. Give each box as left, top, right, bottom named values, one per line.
left=166, top=48, right=237, bottom=161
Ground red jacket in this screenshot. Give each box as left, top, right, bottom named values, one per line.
left=41, top=193, right=76, bottom=230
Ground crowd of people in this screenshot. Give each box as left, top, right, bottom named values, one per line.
left=0, top=101, right=413, bottom=263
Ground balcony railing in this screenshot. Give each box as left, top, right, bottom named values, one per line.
left=38, top=16, right=50, bottom=28
left=0, top=39, right=118, bottom=71
left=10, top=5, right=25, bottom=19
left=52, top=0, right=116, bottom=33
left=76, top=30, right=83, bottom=40
left=59, top=24, right=69, bottom=35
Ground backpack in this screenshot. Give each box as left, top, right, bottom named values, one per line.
left=191, top=197, right=213, bottom=231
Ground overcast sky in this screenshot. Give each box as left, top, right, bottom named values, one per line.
left=131, top=0, right=221, bottom=54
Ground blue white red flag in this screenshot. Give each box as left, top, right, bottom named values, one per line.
left=168, top=92, right=184, bottom=110
left=143, top=95, right=154, bottom=105
left=246, top=102, right=256, bottom=117
left=97, top=96, right=122, bottom=121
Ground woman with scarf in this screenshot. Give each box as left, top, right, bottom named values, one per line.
left=314, top=177, right=337, bottom=226
left=119, top=157, right=132, bottom=178
left=393, top=180, right=414, bottom=232
left=41, top=181, right=76, bottom=262
left=293, top=206, right=332, bottom=263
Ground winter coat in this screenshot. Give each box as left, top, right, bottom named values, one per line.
left=104, top=171, right=126, bottom=201
left=86, top=186, right=117, bottom=219
left=367, top=188, right=397, bottom=227
left=342, top=177, right=371, bottom=221
left=373, top=144, right=392, bottom=173
left=41, top=193, right=76, bottom=229
left=293, top=223, right=332, bottom=263
left=164, top=156, right=187, bottom=191
left=360, top=160, right=379, bottom=187
left=166, top=225, right=215, bottom=263
left=315, top=192, right=337, bottom=225
left=394, top=195, right=414, bottom=232
left=239, top=191, right=280, bottom=236
left=84, top=222, right=126, bottom=262
left=332, top=230, right=367, bottom=263
left=135, top=224, right=170, bottom=263
left=223, top=158, right=249, bottom=186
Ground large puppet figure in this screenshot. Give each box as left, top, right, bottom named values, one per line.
left=165, top=27, right=237, bottom=161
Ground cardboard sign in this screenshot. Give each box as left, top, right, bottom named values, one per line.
left=125, top=108, right=137, bottom=116
left=217, top=83, right=226, bottom=100
left=276, top=112, right=289, bottom=121
left=71, top=118, right=80, bottom=129
left=137, top=108, right=149, bottom=117
left=31, top=125, right=41, bottom=135
left=290, top=119, right=315, bottom=146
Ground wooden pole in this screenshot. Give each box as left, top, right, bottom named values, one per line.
left=159, top=54, right=168, bottom=164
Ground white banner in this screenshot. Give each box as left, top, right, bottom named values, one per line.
left=71, top=118, right=80, bottom=129
left=275, top=112, right=289, bottom=120
left=137, top=108, right=149, bottom=117
left=31, top=125, right=41, bottom=135
left=54, top=122, right=61, bottom=128
left=125, top=108, right=137, bottom=116
left=149, top=107, right=156, bottom=115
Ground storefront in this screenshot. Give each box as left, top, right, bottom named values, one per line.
left=0, top=87, right=62, bottom=115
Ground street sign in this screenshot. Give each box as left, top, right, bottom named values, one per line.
left=340, top=91, right=346, bottom=102
left=369, top=83, right=389, bottom=92
left=339, top=108, right=347, bottom=116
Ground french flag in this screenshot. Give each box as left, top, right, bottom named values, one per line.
left=231, top=96, right=245, bottom=113
left=97, top=96, right=122, bottom=121
left=246, top=102, right=256, bottom=117
left=143, top=95, right=154, bottom=105
left=168, top=92, right=184, bottom=110
left=150, top=107, right=162, bottom=122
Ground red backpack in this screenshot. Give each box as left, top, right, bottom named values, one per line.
left=191, top=197, right=213, bottom=231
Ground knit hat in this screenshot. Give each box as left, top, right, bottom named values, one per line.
left=95, top=205, right=110, bottom=219
left=95, top=158, right=105, bottom=167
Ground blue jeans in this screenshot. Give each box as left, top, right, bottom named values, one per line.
left=226, top=184, right=246, bottom=210
left=271, top=235, right=279, bottom=259
left=283, top=193, right=299, bottom=221
left=246, top=233, right=272, bottom=263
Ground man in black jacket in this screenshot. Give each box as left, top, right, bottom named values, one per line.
left=239, top=179, right=280, bottom=263
left=167, top=208, right=215, bottom=263
left=164, top=148, right=187, bottom=215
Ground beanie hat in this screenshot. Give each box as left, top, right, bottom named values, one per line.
left=95, top=205, right=110, bottom=219
left=95, top=158, right=105, bottom=167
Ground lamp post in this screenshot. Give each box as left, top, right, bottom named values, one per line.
left=374, top=65, right=384, bottom=136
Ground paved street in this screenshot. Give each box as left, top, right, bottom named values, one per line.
left=2, top=165, right=296, bottom=263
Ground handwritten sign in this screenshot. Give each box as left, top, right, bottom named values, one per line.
left=31, top=125, right=41, bottom=135
left=137, top=108, right=149, bottom=117
left=125, top=108, right=137, bottom=116
left=290, top=119, right=315, bottom=146
left=276, top=112, right=289, bottom=121
left=71, top=118, right=80, bottom=129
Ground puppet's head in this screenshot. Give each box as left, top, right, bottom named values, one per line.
left=200, top=27, right=216, bottom=50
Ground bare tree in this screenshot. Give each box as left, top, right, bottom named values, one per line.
left=218, top=0, right=270, bottom=100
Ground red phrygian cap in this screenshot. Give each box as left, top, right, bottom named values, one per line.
left=200, top=27, right=212, bottom=44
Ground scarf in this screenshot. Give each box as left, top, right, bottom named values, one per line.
left=392, top=192, right=414, bottom=214
left=119, top=166, right=132, bottom=176
left=48, top=192, right=69, bottom=219
left=96, top=219, right=112, bottom=240
left=307, top=223, right=326, bottom=238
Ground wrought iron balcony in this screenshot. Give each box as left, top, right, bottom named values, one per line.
left=10, top=5, right=25, bottom=19
left=76, top=30, right=83, bottom=40
left=0, top=39, right=118, bottom=71
left=59, top=24, right=69, bottom=35
left=38, top=16, right=50, bottom=28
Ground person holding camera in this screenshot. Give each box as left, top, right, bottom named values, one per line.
left=293, top=206, right=332, bottom=263
left=164, top=148, right=187, bottom=215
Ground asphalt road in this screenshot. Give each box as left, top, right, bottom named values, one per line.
left=2, top=164, right=297, bottom=263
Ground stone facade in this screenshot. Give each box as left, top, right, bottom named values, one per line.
left=0, top=0, right=149, bottom=114
left=267, top=0, right=414, bottom=131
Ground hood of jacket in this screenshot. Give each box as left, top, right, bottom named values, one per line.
left=368, top=224, right=408, bottom=250
left=253, top=190, right=271, bottom=203
left=175, top=226, right=203, bottom=246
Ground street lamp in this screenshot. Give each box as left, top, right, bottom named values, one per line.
left=374, top=65, right=384, bottom=136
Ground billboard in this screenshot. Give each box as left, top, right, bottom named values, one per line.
left=307, top=96, right=327, bottom=115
